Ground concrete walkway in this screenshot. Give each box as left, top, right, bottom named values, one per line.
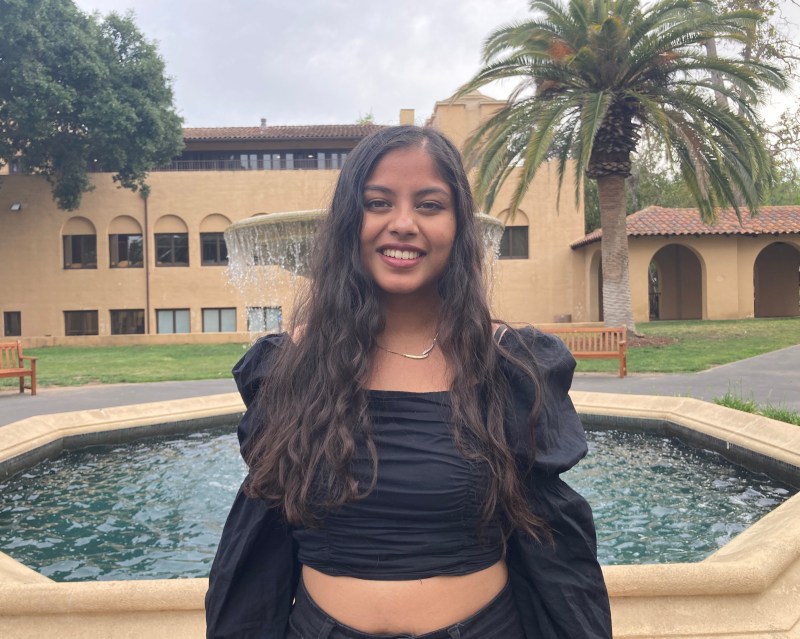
left=1, top=344, right=798, bottom=427
left=572, top=343, right=800, bottom=411
left=0, top=379, right=237, bottom=427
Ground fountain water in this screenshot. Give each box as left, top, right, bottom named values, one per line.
left=224, top=210, right=505, bottom=322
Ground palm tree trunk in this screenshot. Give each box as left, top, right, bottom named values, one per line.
left=597, top=175, right=636, bottom=333
left=703, top=38, right=730, bottom=110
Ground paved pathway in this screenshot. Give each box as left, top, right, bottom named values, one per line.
left=1, top=345, right=798, bottom=427
left=571, top=344, right=800, bottom=411
left=0, top=379, right=236, bottom=427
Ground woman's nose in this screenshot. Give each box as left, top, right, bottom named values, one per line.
left=388, top=203, right=417, bottom=235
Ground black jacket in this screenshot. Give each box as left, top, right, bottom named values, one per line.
left=205, top=328, right=612, bottom=638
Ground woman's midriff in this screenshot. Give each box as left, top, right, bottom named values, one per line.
left=300, top=560, right=509, bottom=635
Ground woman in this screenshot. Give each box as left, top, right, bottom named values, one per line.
left=205, top=126, right=611, bottom=638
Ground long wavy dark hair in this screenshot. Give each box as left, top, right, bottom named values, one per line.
left=244, top=125, right=548, bottom=539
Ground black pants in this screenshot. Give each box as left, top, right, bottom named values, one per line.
left=286, top=578, right=525, bottom=639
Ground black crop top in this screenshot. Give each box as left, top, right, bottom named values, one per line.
left=206, top=327, right=612, bottom=639
left=292, top=390, right=503, bottom=579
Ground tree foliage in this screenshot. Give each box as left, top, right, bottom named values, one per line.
left=0, top=0, right=184, bottom=210
left=457, top=0, right=787, bottom=331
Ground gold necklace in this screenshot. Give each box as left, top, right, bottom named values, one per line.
left=377, top=333, right=439, bottom=360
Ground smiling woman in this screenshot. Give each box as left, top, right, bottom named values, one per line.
left=205, top=126, right=611, bottom=639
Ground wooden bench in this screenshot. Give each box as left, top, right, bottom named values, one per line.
left=543, top=326, right=628, bottom=377
left=0, top=341, right=38, bottom=395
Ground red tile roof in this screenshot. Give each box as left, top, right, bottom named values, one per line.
left=183, top=124, right=386, bottom=142
left=571, top=205, right=800, bottom=248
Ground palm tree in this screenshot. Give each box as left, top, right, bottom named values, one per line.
left=457, top=0, right=786, bottom=331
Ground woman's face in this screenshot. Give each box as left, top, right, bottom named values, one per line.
left=359, top=145, right=457, bottom=303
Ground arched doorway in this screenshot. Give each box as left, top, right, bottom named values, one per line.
left=754, top=242, right=800, bottom=317
left=649, top=244, right=703, bottom=320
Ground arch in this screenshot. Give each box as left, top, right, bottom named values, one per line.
left=200, top=213, right=232, bottom=233
left=649, top=243, right=704, bottom=320
left=108, top=215, right=143, bottom=235
left=154, top=215, right=189, bottom=267
left=61, top=216, right=96, bottom=235
left=154, top=214, right=188, bottom=233
left=497, top=209, right=530, bottom=226
left=496, top=209, right=530, bottom=259
left=61, top=217, right=97, bottom=269
left=753, top=242, right=800, bottom=318
left=588, top=248, right=603, bottom=322
left=108, top=216, right=143, bottom=268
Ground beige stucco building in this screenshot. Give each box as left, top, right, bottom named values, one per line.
left=572, top=205, right=800, bottom=323
left=1, top=92, right=798, bottom=343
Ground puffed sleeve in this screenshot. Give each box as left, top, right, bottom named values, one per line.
left=205, top=334, right=301, bottom=639
left=501, top=327, right=612, bottom=638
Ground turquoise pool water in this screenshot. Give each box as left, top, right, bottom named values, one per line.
left=0, top=427, right=795, bottom=581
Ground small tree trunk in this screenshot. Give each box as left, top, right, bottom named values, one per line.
left=597, top=175, right=637, bottom=333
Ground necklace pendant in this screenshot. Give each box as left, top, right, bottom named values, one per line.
left=402, top=352, right=429, bottom=360
left=378, top=332, right=439, bottom=360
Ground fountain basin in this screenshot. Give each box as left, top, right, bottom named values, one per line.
left=1, top=392, right=800, bottom=638
left=1, top=427, right=794, bottom=580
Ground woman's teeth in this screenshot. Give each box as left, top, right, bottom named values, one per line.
left=382, top=249, right=420, bottom=260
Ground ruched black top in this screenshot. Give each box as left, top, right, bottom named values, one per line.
left=205, top=327, right=612, bottom=639
left=294, top=390, right=502, bottom=578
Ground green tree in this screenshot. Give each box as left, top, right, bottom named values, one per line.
left=457, top=0, right=786, bottom=331
left=0, top=0, right=183, bottom=210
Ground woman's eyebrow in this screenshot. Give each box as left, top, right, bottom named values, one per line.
left=416, top=187, right=450, bottom=197
left=363, top=185, right=450, bottom=197
left=363, top=184, right=393, bottom=194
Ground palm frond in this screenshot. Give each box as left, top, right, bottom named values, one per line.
left=457, top=0, right=786, bottom=224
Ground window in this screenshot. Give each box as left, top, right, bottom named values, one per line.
left=201, top=233, right=228, bottom=265
left=109, top=234, right=143, bottom=268
left=203, top=308, right=236, bottom=332
left=156, top=309, right=190, bottom=334
left=246, top=306, right=282, bottom=333
left=498, top=227, right=529, bottom=259
left=155, top=233, right=189, bottom=266
left=111, top=309, right=145, bottom=335
left=64, top=311, right=98, bottom=336
left=63, top=235, right=97, bottom=268
left=3, top=311, right=21, bottom=337
left=240, top=153, right=259, bottom=170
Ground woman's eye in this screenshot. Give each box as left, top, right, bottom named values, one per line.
left=365, top=199, right=390, bottom=210
left=417, top=201, right=444, bottom=212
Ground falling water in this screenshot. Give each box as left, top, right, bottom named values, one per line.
left=224, top=210, right=504, bottom=328
left=224, top=210, right=324, bottom=315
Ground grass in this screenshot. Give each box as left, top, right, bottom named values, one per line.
left=715, top=388, right=800, bottom=427
left=0, top=343, right=251, bottom=389
left=1, top=317, right=798, bottom=389
left=572, top=317, right=800, bottom=374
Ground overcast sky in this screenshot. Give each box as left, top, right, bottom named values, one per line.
left=73, top=0, right=799, bottom=128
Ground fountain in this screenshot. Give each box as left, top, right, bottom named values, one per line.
left=2, top=395, right=800, bottom=638
left=1, top=209, right=800, bottom=637
left=223, top=209, right=506, bottom=320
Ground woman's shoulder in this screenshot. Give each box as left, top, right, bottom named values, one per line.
left=497, top=324, right=586, bottom=473
left=496, top=324, right=576, bottom=379
left=232, top=333, right=290, bottom=406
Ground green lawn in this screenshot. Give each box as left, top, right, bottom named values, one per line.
left=0, top=343, right=251, bottom=388
left=572, top=317, right=800, bottom=374
left=2, top=317, right=799, bottom=389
